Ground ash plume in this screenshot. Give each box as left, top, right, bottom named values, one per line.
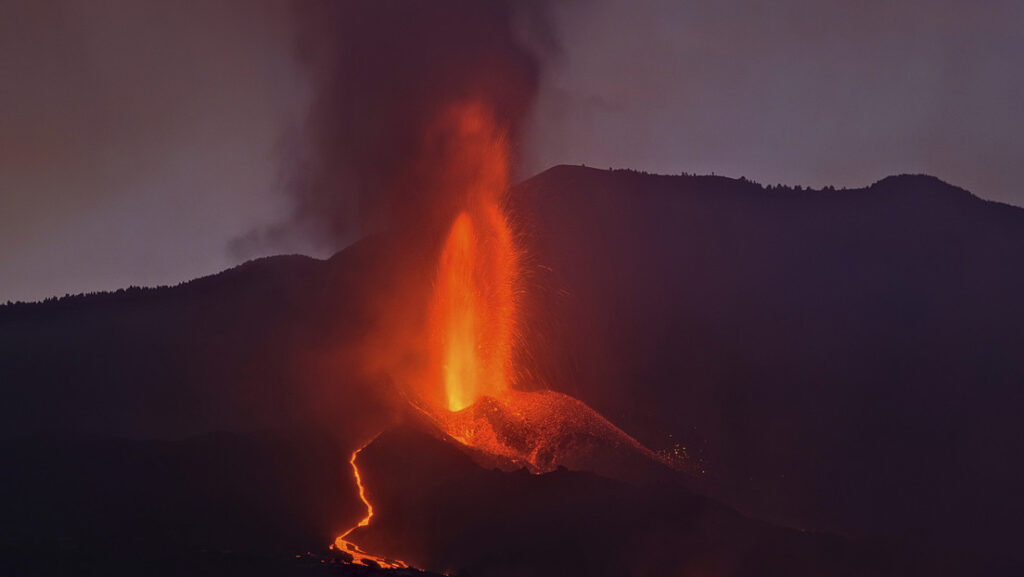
left=268, top=0, right=563, bottom=251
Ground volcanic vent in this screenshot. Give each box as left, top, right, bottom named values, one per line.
left=330, top=103, right=678, bottom=569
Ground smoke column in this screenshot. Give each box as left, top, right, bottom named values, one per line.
left=280, top=0, right=560, bottom=248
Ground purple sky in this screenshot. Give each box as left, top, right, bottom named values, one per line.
left=3, top=0, right=1023, bottom=302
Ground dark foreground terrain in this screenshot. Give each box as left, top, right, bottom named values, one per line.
left=1, top=425, right=1018, bottom=577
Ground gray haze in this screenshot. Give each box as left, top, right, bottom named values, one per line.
left=526, top=0, right=1024, bottom=196
left=0, top=0, right=307, bottom=302
left=3, top=0, right=1023, bottom=302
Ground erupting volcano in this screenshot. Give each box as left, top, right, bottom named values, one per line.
left=9, top=2, right=1024, bottom=575
left=332, top=103, right=677, bottom=568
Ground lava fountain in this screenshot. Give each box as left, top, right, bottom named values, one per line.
left=431, top=205, right=518, bottom=412
left=423, top=101, right=520, bottom=413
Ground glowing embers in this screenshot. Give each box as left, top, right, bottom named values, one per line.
left=430, top=205, right=518, bottom=412
left=333, top=443, right=407, bottom=569
left=428, top=389, right=672, bottom=478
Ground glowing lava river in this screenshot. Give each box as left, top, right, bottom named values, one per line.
left=332, top=440, right=408, bottom=569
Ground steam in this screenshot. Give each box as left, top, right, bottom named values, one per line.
left=272, top=0, right=561, bottom=251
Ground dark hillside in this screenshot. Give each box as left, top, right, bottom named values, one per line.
left=3, top=166, right=1023, bottom=565
left=511, top=166, right=1024, bottom=558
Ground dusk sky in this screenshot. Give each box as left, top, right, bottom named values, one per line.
left=3, top=0, right=1023, bottom=302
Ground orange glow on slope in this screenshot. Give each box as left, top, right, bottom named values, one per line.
left=334, top=443, right=407, bottom=569
left=428, top=103, right=519, bottom=412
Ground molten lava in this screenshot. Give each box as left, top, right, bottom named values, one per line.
left=421, top=100, right=520, bottom=413
left=431, top=206, right=518, bottom=411
left=341, top=446, right=373, bottom=537
left=333, top=442, right=407, bottom=569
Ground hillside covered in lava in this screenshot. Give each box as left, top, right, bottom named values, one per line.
left=3, top=166, right=1024, bottom=575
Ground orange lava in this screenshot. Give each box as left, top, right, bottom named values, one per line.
left=334, top=442, right=407, bottom=569
left=431, top=207, right=518, bottom=411
left=339, top=446, right=373, bottom=538
left=427, top=103, right=519, bottom=412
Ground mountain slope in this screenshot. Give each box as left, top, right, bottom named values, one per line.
left=510, top=165, right=1024, bottom=558
left=2, top=165, right=1023, bottom=563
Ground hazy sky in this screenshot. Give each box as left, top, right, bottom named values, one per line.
left=3, top=0, right=1023, bottom=302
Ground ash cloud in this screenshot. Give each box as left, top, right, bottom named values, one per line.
left=265, top=0, right=563, bottom=252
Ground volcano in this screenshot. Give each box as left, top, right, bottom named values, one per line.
left=324, top=106, right=694, bottom=567
left=3, top=167, right=1024, bottom=576
left=332, top=387, right=681, bottom=570
left=423, top=389, right=677, bottom=479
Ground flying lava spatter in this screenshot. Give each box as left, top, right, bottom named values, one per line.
left=431, top=204, right=518, bottom=412
left=425, top=101, right=520, bottom=413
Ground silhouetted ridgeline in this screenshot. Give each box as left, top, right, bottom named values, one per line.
left=0, top=253, right=320, bottom=317
left=0, top=243, right=396, bottom=440
left=3, top=166, right=1024, bottom=571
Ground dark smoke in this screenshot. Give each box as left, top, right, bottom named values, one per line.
left=275, top=0, right=561, bottom=250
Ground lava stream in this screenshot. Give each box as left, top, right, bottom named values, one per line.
left=333, top=442, right=407, bottom=569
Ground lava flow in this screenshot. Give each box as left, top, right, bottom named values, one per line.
left=333, top=441, right=407, bottom=569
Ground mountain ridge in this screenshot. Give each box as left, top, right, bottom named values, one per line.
left=3, top=165, right=1023, bottom=563
left=5, top=165, right=1017, bottom=311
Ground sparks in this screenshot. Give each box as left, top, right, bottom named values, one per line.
left=428, top=103, right=519, bottom=413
